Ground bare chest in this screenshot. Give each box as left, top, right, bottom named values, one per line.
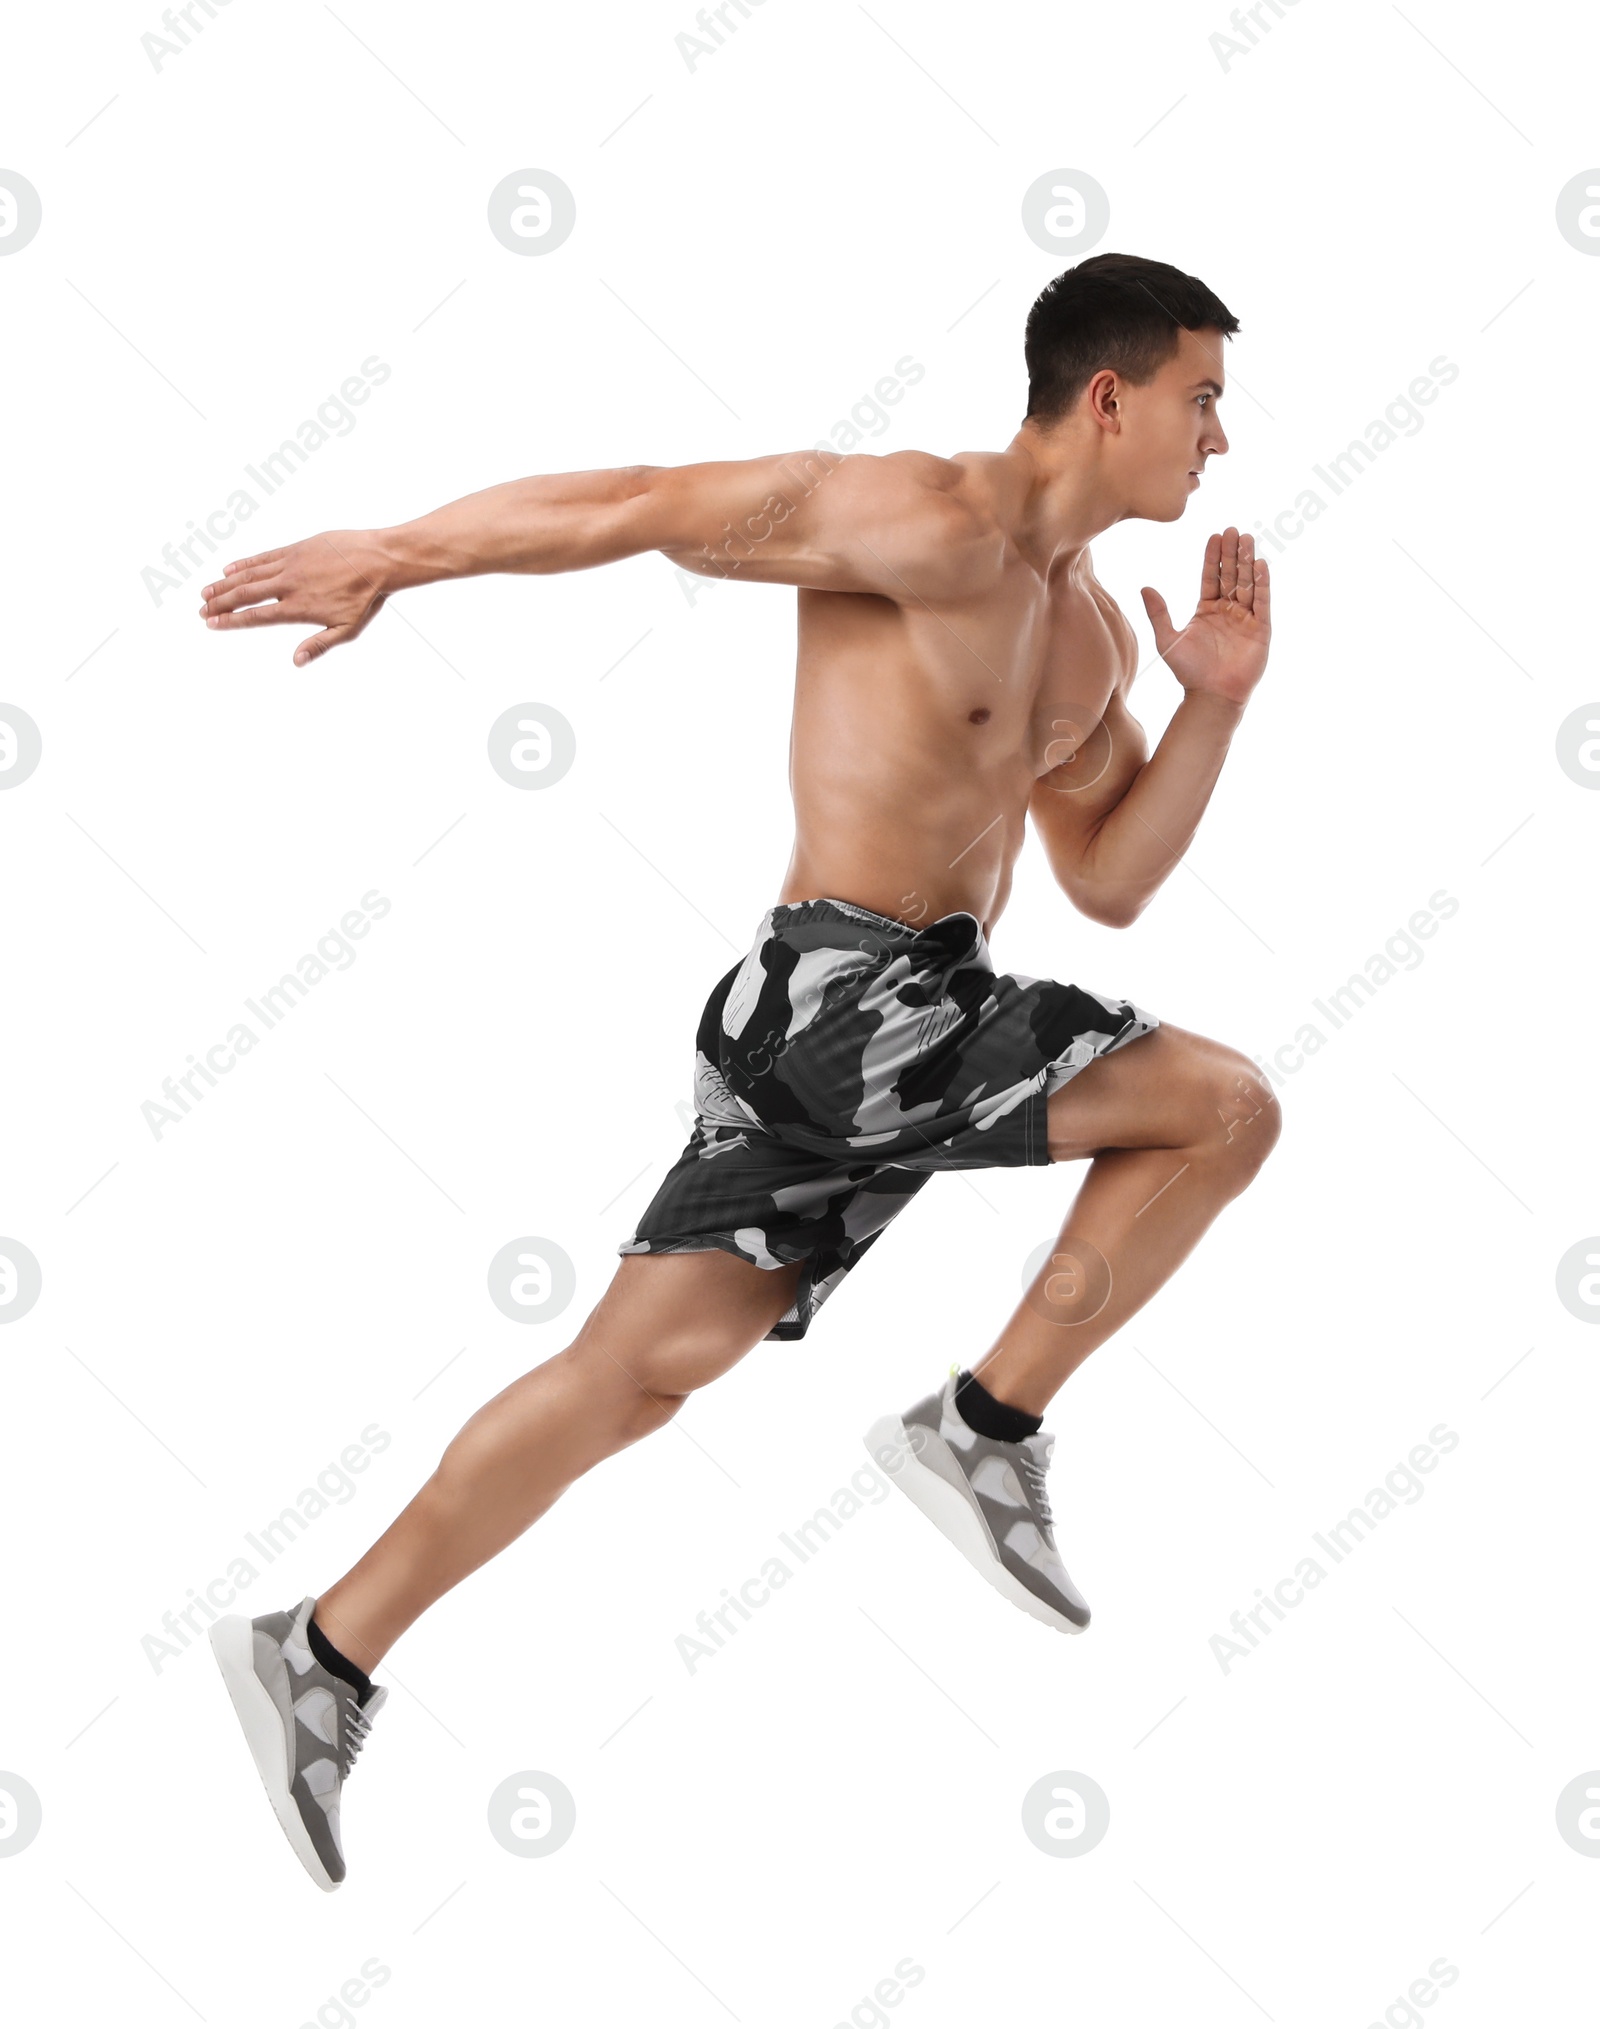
left=792, top=568, right=1136, bottom=799
left=954, top=574, right=1135, bottom=779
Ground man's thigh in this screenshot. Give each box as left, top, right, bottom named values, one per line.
left=574, top=1248, right=805, bottom=1398
left=1044, top=1022, right=1268, bottom=1162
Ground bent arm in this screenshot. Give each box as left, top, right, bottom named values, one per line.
left=1030, top=685, right=1245, bottom=928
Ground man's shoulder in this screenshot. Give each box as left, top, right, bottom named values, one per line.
left=878, top=447, right=969, bottom=491
left=1077, top=548, right=1140, bottom=681
left=819, top=447, right=999, bottom=524
left=801, top=449, right=1002, bottom=600
left=888, top=447, right=1012, bottom=525
left=835, top=448, right=1009, bottom=568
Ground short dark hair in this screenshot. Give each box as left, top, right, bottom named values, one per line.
left=1023, top=253, right=1240, bottom=426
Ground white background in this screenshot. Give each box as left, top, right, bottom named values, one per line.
left=2, top=0, right=1597, bottom=2022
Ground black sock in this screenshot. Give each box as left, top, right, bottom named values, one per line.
left=952, top=1367, right=1044, bottom=1443
left=308, top=1612, right=375, bottom=1706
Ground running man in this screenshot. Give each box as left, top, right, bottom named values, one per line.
left=199, top=252, right=1280, bottom=1889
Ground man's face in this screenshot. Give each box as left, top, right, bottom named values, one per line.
left=1112, top=324, right=1230, bottom=522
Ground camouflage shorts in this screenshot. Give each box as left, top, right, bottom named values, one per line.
left=618, top=896, right=1158, bottom=1340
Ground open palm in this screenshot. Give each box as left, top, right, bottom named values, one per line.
left=1140, top=527, right=1271, bottom=707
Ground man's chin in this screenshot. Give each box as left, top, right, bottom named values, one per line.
left=1173, top=474, right=1205, bottom=516
left=1128, top=488, right=1195, bottom=525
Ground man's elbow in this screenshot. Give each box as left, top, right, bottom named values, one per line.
left=1071, top=883, right=1147, bottom=930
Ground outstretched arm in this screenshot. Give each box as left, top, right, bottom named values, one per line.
left=198, top=448, right=980, bottom=665
left=1030, top=528, right=1271, bottom=928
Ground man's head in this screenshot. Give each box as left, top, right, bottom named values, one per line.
left=1021, top=253, right=1239, bottom=522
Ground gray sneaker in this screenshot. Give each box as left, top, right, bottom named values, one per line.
left=865, top=1374, right=1090, bottom=1634
left=209, top=1595, right=385, bottom=1890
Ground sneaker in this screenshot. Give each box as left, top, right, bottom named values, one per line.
left=865, top=1374, right=1090, bottom=1634
left=209, top=1595, right=385, bottom=1890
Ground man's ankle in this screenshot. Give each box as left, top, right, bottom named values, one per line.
left=308, top=1608, right=377, bottom=1705
left=952, top=1366, right=1044, bottom=1442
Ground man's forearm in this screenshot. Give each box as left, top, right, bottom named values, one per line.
left=365, top=466, right=656, bottom=592
left=1082, top=691, right=1246, bottom=917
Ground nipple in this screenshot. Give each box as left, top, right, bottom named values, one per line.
left=968, top=707, right=991, bottom=725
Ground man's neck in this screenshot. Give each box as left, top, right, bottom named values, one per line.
left=1001, top=420, right=1125, bottom=580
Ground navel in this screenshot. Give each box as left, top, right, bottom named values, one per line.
left=967, top=707, right=991, bottom=726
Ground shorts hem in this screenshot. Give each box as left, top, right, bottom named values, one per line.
left=619, top=1232, right=780, bottom=1268
left=1029, top=1005, right=1162, bottom=1163
left=1025, top=1089, right=1048, bottom=1165
left=618, top=1233, right=818, bottom=1341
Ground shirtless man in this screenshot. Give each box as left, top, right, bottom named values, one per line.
left=199, top=251, right=1280, bottom=1890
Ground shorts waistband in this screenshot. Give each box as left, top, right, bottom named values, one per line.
left=770, top=896, right=979, bottom=939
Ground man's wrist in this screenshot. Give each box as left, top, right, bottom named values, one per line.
left=362, top=524, right=444, bottom=596
left=1177, top=687, right=1248, bottom=732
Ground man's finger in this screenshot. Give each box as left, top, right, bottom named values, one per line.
left=1217, top=527, right=1238, bottom=603
left=1198, top=530, right=1223, bottom=605
left=200, top=561, right=277, bottom=601
left=207, top=601, right=300, bottom=631
left=201, top=575, right=284, bottom=617
left=221, top=547, right=288, bottom=576
left=1232, top=534, right=1255, bottom=613
left=292, top=624, right=356, bottom=667
left=1140, top=586, right=1179, bottom=657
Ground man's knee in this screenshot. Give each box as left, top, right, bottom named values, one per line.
left=618, top=1378, right=689, bottom=1440
left=562, top=1319, right=740, bottom=1435
left=1207, top=1049, right=1282, bottom=1178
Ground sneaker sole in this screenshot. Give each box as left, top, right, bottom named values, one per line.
left=209, top=1617, right=339, bottom=1891
left=864, top=1412, right=1088, bottom=1636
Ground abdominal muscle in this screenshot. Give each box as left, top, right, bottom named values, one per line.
left=773, top=566, right=1123, bottom=937
left=777, top=649, right=1037, bottom=938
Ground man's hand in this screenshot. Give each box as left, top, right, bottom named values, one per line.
left=1139, top=526, right=1271, bottom=708
left=199, top=531, right=391, bottom=666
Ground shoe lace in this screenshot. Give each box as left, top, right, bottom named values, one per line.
left=1019, top=1449, right=1055, bottom=1535
left=337, top=1695, right=377, bottom=1780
